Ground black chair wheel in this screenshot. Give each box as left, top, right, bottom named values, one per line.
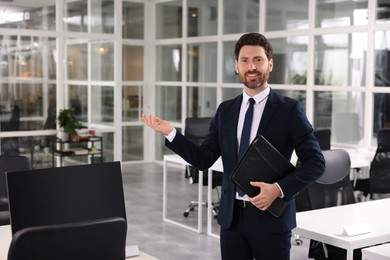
left=183, top=212, right=189, bottom=217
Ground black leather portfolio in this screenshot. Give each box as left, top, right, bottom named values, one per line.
left=230, top=135, right=296, bottom=217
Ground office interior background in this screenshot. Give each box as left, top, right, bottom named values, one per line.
left=0, top=0, right=389, bottom=167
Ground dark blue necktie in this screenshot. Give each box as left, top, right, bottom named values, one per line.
left=237, top=97, right=255, bottom=196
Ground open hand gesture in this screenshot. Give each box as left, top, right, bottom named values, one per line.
left=140, top=114, right=173, bottom=136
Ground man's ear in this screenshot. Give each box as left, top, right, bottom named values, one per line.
left=269, top=58, right=274, bottom=72
left=234, top=61, right=239, bottom=74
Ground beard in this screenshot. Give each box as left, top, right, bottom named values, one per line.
left=238, top=70, right=269, bottom=89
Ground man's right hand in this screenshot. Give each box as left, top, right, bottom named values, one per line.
left=140, top=114, right=173, bottom=136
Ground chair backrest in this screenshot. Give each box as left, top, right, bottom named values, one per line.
left=6, top=161, right=126, bottom=234
left=313, top=128, right=331, bottom=151
left=295, top=129, right=331, bottom=211
left=184, top=117, right=213, bottom=146
left=0, top=155, right=31, bottom=197
left=7, top=217, right=127, bottom=260
left=369, top=128, right=390, bottom=194
left=296, top=149, right=355, bottom=211
left=306, top=149, right=356, bottom=210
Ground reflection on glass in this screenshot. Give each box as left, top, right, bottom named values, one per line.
left=0, top=81, right=56, bottom=131
left=67, top=43, right=88, bottom=80
left=64, top=0, right=114, bottom=33
left=68, top=85, right=87, bottom=123
left=45, top=84, right=57, bottom=129
left=188, top=0, right=217, bottom=37
left=314, top=91, right=364, bottom=145
left=223, top=41, right=240, bottom=83
left=373, top=93, right=390, bottom=140
left=273, top=90, right=306, bottom=110
left=156, top=0, right=182, bottom=39
left=123, top=45, right=144, bottom=81
left=101, top=132, right=113, bottom=162
left=156, top=45, right=182, bottom=81
left=266, top=0, right=308, bottom=31
left=123, top=85, right=143, bottom=122
left=65, top=0, right=88, bottom=32
left=156, top=85, right=181, bottom=121
left=221, top=88, right=242, bottom=102
left=122, top=126, right=143, bottom=161
left=0, top=3, right=56, bottom=30
left=316, top=0, right=368, bottom=28
left=91, top=42, right=114, bottom=81
left=0, top=36, right=56, bottom=79
left=314, top=33, right=367, bottom=86
left=187, top=42, right=217, bottom=82
left=1, top=83, right=44, bottom=131
left=91, top=0, right=114, bottom=34
left=377, top=0, right=390, bottom=24
left=270, top=37, right=308, bottom=85
left=155, top=127, right=177, bottom=160
left=374, top=31, right=390, bottom=87
left=1, top=137, right=19, bottom=155
left=223, top=0, right=259, bottom=34
left=123, top=2, right=144, bottom=39
left=91, top=85, right=113, bottom=125
left=186, top=87, right=216, bottom=118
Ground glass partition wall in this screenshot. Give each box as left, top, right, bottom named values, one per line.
left=0, top=0, right=389, bottom=167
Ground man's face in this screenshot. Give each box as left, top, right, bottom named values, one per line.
left=235, top=45, right=273, bottom=90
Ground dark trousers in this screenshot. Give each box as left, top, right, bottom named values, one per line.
left=220, top=204, right=291, bottom=260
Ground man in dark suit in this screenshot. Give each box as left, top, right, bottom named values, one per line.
left=141, top=33, right=325, bottom=260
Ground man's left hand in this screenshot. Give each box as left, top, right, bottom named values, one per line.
left=249, top=182, right=281, bottom=211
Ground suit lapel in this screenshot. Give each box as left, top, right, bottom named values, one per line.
left=257, top=89, right=279, bottom=135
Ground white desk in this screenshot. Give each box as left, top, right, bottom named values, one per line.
left=362, top=243, right=390, bottom=260
left=163, top=154, right=204, bottom=233
left=164, top=149, right=371, bottom=239
left=163, top=154, right=223, bottom=236
left=0, top=225, right=12, bottom=260
left=294, top=198, right=390, bottom=260
left=207, top=159, right=223, bottom=238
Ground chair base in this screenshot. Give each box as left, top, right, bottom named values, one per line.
left=183, top=201, right=219, bottom=218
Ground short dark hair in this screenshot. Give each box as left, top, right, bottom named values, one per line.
left=234, top=32, right=273, bottom=61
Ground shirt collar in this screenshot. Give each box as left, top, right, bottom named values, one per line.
left=242, top=86, right=270, bottom=105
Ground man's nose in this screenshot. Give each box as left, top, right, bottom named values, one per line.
left=248, top=62, right=256, bottom=71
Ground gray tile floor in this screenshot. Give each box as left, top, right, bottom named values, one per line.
left=122, top=162, right=311, bottom=260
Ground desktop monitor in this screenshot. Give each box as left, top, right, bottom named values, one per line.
left=6, top=161, right=127, bottom=235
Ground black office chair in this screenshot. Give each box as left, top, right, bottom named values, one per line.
left=183, top=117, right=222, bottom=218
left=295, top=128, right=331, bottom=213
left=298, top=149, right=359, bottom=260
left=313, top=128, right=331, bottom=150
left=0, top=155, right=31, bottom=225
left=354, top=128, right=390, bottom=200
left=7, top=217, right=127, bottom=260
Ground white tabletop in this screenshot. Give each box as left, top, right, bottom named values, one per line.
left=294, top=198, right=390, bottom=260
left=362, top=243, right=390, bottom=260
left=0, top=225, right=12, bottom=260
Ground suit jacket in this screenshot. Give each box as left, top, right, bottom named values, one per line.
left=166, top=88, right=325, bottom=233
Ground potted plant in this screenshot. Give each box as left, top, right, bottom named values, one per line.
left=57, top=107, right=82, bottom=141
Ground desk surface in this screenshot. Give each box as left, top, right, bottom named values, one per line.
left=362, top=243, right=390, bottom=259
left=294, top=198, right=390, bottom=260
left=0, top=225, right=11, bottom=260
